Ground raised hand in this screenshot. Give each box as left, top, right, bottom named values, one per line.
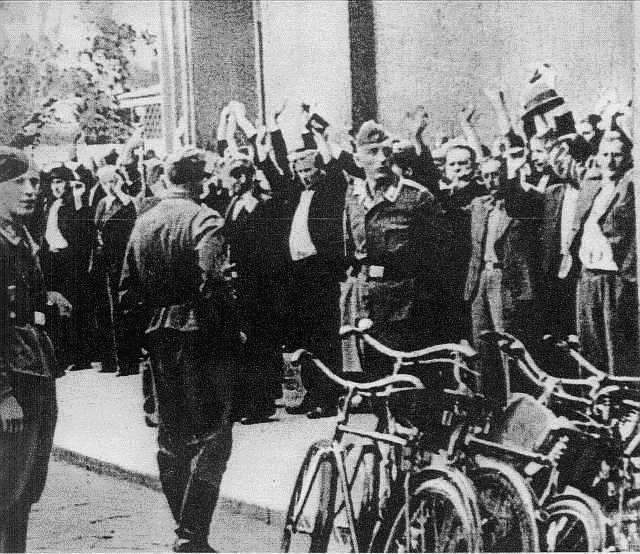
left=272, top=98, right=288, bottom=123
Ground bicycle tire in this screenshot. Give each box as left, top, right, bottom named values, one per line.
left=382, top=476, right=479, bottom=552
left=325, top=443, right=380, bottom=552
left=470, top=466, right=539, bottom=552
left=281, top=439, right=338, bottom=553
left=542, top=495, right=607, bottom=552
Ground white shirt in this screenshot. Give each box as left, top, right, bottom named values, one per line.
left=483, top=200, right=506, bottom=263
left=560, top=186, right=579, bottom=255
left=289, top=190, right=317, bottom=261
left=578, top=183, right=618, bottom=271
left=45, top=199, right=68, bottom=252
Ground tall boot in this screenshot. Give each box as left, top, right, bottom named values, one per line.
left=174, top=477, right=221, bottom=552
left=158, top=450, right=189, bottom=523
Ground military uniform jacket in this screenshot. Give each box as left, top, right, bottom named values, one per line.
left=0, top=217, right=57, bottom=512
left=0, top=218, right=56, bottom=390
left=120, top=191, right=238, bottom=342
left=344, top=176, right=444, bottom=347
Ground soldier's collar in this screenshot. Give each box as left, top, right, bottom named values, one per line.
left=0, top=217, right=38, bottom=255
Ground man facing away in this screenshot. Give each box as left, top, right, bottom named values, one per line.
left=120, top=147, right=241, bottom=552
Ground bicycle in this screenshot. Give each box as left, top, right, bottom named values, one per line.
left=280, top=333, right=484, bottom=553
left=344, top=323, right=543, bottom=553
left=482, top=330, right=640, bottom=551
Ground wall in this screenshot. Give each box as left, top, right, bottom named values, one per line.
left=260, top=0, right=352, bottom=150
left=373, top=0, right=633, bottom=144
left=189, top=0, right=258, bottom=148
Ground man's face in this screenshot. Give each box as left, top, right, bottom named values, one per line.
left=528, top=137, right=549, bottom=173
left=229, top=168, right=249, bottom=196
left=480, top=160, right=501, bottom=192
left=445, top=147, right=473, bottom=182
left=577, top=120, right=596, bottom=143
left=0, top=171, right=39, bottom=220
left=99, top=173, right=119, bottom=194
left=355, top=142, right=391, bottom=182
left=597, top=139, right=627, bottom=182
left=51, top=178, right=66, bottom=199
left=294, top=157, right=321, bottom=190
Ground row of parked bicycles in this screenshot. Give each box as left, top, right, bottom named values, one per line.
left=281, top=320, right=640, bottom=552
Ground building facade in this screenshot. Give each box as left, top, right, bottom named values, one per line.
left=159, top=0, right=633, bottom=151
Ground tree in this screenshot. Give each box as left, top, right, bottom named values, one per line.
left=0, top=1, right=157, bottom=146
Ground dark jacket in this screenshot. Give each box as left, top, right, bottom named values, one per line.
left=93, top=196, right=136, bottom=281
left=120, top=191, right=238, bottom=341
left=0, top=217, right=57, bottom=511
left=464, top=195, right=539, bottom=304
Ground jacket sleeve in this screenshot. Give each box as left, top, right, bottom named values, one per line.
left=192, top=207, right=241, bottom=341
left=271, top=129, right=293, bottom=183
left=504, top=176, right=544, bottom=220
left=0, top=251, right=12, bottom=400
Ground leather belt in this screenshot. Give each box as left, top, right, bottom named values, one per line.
left=359, top=264, right=410, bottom=280
left=483, top=261, right=504, bottom=271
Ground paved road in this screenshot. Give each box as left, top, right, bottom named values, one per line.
left=28, top=460, right=281, bottom=552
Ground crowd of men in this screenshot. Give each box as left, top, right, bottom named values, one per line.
left=0, top=65, right=636, bottom=552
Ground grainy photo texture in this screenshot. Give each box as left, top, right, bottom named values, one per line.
left=0, top=1, right=638, bottom=552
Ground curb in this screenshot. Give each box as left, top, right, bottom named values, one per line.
left=51, top=446, right=286, bottom=529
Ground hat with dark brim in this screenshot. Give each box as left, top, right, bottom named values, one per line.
left=521, top=81, right=565, bottom=120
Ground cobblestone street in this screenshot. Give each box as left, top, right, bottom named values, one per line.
left=28, top=460, right=280, bottom=552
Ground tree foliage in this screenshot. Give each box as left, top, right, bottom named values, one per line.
left=0, top=1, right=157, bottom=146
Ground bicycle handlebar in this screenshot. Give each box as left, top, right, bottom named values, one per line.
left=339, top=324, right=478, bottom=361
left=291, top=349, right=425, bottom=394
left=543, top=334, right=640, bottom=388
left=479, top=330, right=599, bottom=408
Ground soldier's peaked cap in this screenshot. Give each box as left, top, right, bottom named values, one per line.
left=355, top=120, right=390, bottom=148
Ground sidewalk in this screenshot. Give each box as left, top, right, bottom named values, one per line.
left=53, top=368, right=336, bottom=526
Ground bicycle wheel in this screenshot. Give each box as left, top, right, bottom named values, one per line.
left=281, top=440, right=338, bottom=552
left=542, top=495, right=607, bottom=552
left=325, top=443, right=380, bottom=552
left=382, top=476, right=479, bottom=552
left=470, top=466, right=539, bottom=552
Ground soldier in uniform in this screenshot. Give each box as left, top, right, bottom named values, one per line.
left=119, top=148, right=241, bottom=552
left=343, top=121, right=445, bottom=376
left=0, top=148, right=64, bottom=552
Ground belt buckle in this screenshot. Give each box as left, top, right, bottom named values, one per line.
left=34, top=311, right=46, bottom=326
left=485, top=261, right=496, bottom=271
left=369, top=265, right=385, bottom=279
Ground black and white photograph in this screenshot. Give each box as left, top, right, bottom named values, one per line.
left=0, top=0, right=638, bottom=552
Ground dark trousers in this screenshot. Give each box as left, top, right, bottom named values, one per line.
left=148, top=330, right=236, bottom=542
left=235, top=278, right=288, bottom=418
left=92, top=270, right=118, bottom=370
left=0, top=503, right=30, bottom=552
left=577, top=268, right=639, bottom=376
left=290, top=256, right=341, bottom=408
left=470, top=267, right=538, bottom=406
left=536, top=273, right=580, bottom=378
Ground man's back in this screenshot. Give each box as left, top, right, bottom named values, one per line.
left=127, top=193, right=224, bottom=308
